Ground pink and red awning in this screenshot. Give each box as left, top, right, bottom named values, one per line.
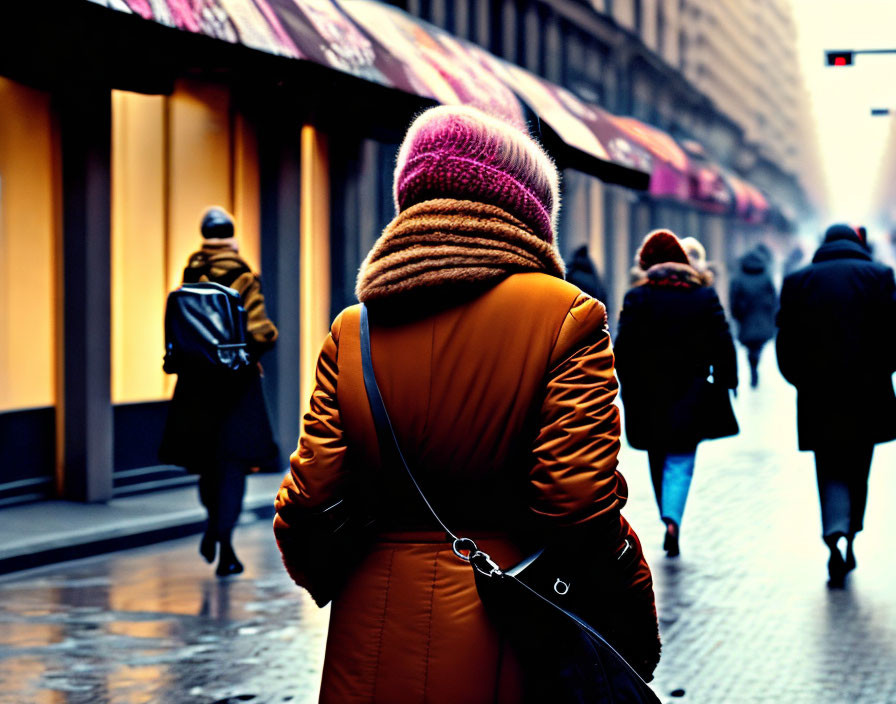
left=89, top=0, right=773, bottom=223
left=723, top=171, right=769, bottom=223
left=608, top=117, right=690, bottom=200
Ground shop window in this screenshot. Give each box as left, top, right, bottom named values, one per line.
left=111, top=81, right=260, bottom=404
left=111, top=91, right=167, bottom=404
left=0, top=77, right=58, bottom=412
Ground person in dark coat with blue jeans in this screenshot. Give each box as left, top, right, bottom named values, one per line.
left=730, top=248, right=778, bottom=388
left=776, top=223, right=896, bottom=587
left=615, top=230, right=738, bottom=556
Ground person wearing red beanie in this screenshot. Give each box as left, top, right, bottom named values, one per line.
left=614, top=229, right=738, bottom=556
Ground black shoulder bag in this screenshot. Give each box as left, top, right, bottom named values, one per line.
left=360, top=304, right=660, bottom=704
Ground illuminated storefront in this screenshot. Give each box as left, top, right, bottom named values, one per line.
left=0, top=0, right=782, bottom=506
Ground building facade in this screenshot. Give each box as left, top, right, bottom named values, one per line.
left=0, top=0, right=818, bottom=508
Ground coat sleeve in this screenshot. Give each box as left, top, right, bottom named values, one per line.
left=529, top=293, right=660, bottom=679
left=234, top=271, right=279, bottom=357
left=273, top=314, right=347, bottom=596
left=610, top=288, right=641, bottom=386
left=775, top=274, right=800, bottom=386
left=878, top=267, right=896, bottom=372
left=528, top=293, right=624, bottom=526
left=706, top=287, right=738, bottom=389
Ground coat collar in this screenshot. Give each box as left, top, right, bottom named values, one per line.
left=201, top=237, right=239, bottom=253
left=642, top=261, right=703, bottom=288
left=812, top=238, right=871, bottom=264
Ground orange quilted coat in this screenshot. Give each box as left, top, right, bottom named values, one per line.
left=275, top=273, right=659, bottom=703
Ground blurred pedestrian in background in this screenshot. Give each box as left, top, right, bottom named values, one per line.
left=729, top=248, right=777, bottom=388
left=782, top=244, right=805, bottom=277
left=752, top=242, right=774, bottom=266
left=680, top=236, right=715, bottom=287
left=776, top=223, right=896, bottom=588
left=615, top=229, right=738, bottom=557
left=565, top=243, right=608, bottom=302
left=274, top=106, right=661, bottom=702
left=160, top=207, right=279, bottom=577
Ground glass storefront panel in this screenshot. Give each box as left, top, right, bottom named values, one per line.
left=0, top=77, right=58, bottom=412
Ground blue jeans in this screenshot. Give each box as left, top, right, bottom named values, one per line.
left=648, top=449, right=697, bottom=526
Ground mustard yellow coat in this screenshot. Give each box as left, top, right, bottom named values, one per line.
left=275, top=273, right=659, bottom=703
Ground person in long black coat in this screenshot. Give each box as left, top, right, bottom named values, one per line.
left=160, top=207, right=279, bottom=576
left=729, top=248, right=777, bottom=388
left=615, top=230, right=738, bottom=556
left=776, top=223, right=896, bottom=587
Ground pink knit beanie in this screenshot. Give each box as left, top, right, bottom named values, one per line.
left=394, top=106, right=560, bottom=243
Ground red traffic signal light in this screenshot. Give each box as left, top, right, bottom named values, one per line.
left=826, top=51, right=854, bottom=66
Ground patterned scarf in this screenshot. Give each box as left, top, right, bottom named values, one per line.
left=356, top=199, right=565, bottom=302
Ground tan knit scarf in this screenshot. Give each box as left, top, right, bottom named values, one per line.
left=356, top=199, right=565, bottom=302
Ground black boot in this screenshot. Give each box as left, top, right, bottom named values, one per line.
left=199, top=531, right=216, bottom=564
left=216, top=541, right=244, bottom=577
left=825, top=533, right=847, bottom=588
left=845, top=535, right=857, bottom=573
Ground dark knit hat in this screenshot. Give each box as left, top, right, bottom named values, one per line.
left=638, top=229, right=690, bottom=269
left=200, top=207, right=235, bottom=239
left=394, top=105, right=560, bottom=243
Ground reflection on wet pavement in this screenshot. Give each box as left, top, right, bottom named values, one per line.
left=0, top=521, right=328, bottom=704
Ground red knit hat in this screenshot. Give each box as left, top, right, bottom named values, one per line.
left=638, top=229, right=690, bottom=270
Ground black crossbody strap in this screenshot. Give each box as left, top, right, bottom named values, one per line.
left=359, top=304, right=460, bottom=543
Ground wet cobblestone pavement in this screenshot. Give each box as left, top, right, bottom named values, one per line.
left=3, top=353, right=896, bottom=703
left=0, top=524, right=328, bottom=704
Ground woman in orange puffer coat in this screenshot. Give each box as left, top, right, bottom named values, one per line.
left=274, top=105, right=660, bottom=703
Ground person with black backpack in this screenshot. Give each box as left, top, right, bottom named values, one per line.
left=160, top=207, right=279, bottom=576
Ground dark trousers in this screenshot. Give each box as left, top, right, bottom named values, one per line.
left=813, top=444, right=873, bottom=538
left=745, top=341, right=766, bottom=386
left=198, top=460, right=247, bottom=542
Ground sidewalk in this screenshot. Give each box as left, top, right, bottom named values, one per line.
left=0, top=473, right=283, bottom=576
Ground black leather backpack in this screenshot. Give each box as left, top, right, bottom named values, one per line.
left=163, top=282, right=251, bottom=374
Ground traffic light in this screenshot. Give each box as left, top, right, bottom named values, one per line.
left=826, top=51, right=854, bottom=66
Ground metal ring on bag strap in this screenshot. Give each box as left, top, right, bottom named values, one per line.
left=452, top=537, right=478, bottom=561
left=554, top=578, right=570, bottom=595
